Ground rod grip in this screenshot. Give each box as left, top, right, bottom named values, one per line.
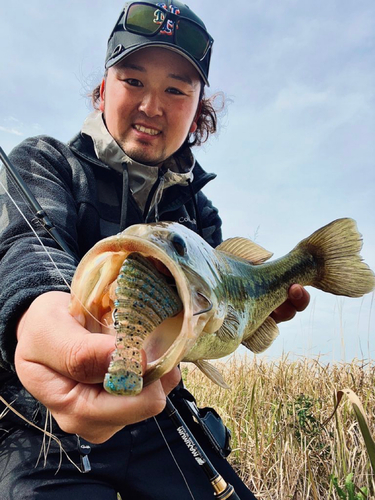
left=215, top=482, right=241, bottom=499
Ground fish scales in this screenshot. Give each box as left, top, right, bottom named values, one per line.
left=69, top=218, right=375, bottom=393
left=188, top=250, right=319, bottom=359
left=226, top=250, right=318, bottom=315
left=104, top=254, right=182, bottom=395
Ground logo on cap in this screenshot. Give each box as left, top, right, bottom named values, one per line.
left=154, top=3, right=181, bottom=36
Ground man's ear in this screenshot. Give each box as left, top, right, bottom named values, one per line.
left=99, top=79, right=105, bottom=112
left=190, top=101, right=202, bottom=133
left=189, top=121, right=198, bottom=134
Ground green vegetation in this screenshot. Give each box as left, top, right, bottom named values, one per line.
left=331, top=473, right=368, bottom=499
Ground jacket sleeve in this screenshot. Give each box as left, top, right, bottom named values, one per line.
left=195, top=191, right=223, bottom=248
left=0, top=136, right=83, bottom=372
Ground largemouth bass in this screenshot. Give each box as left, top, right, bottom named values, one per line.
left=69, top=218, right=375, bottom=394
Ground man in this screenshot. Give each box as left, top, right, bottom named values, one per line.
left=0, top=2, right=309, bottom=498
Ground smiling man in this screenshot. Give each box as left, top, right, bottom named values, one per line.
left=100, top=48, right=202, bottom=165
left=0, top=1, right=309, bottom=499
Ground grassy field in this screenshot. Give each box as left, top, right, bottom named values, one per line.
left=182, top=355, right=375, bottom=499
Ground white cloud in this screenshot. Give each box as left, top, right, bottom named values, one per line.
left=274, top=85, right=329, bottom=111
left=0, top=126, right=23, bottom=137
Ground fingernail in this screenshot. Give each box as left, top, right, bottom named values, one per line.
left=291, top=286, right=303, bottom=300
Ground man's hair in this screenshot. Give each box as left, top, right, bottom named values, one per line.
left=89, top=81, right=221, bottom=147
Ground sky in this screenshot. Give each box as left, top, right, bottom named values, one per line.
left=1, top=0, right=374, bottom=364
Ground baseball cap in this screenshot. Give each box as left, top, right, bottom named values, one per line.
left=105, top=1, right=213, bottom=86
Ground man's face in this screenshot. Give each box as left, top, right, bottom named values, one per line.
left=100, top=47, right=201, bottom=165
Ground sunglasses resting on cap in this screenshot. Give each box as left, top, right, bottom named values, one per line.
left=105, top=1, right=214, bottom=85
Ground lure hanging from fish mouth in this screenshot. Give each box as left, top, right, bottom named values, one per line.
left=104, top=263, right=213, bottom=396
left=104, top=253, right=183, bottom=396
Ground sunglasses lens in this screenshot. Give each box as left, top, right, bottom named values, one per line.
left=176, top=19, right=210, bottom=59
left=125, top=3, right=211, bottom=61
left=126, top=4, right=163, bottom=35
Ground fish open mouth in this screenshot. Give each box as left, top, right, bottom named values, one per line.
left=145, top=256, right=175, bottom=284
left=69, top=233, right=198, bottom=394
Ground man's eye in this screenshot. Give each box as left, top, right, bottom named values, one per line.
left=166, top=87, right=184, bottom=95
left=124, top=79, right=143, bottom=87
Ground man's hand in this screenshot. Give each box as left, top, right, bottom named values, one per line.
left=15, top=291, right=181, bottom=444
left=271, top=284, right=310, bottom=323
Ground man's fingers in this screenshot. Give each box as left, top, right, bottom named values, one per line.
left=160, top=366, right=182, bottom=395
left=17, top=331, right=116, bottom=384
left=270, top=285, right=310, bottom=323
left=271, top=301, right=297, bottom=323
left=62, top=334, right=117, bottom=383
left=288, top=284, right=310, bottom=311
left=16, top=291, right=116, bottom=383
left=52, top=379, right=169, bottom=443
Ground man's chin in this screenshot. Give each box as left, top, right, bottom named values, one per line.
left=122, top=146, right=165, bottom=167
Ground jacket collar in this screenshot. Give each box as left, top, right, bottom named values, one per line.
left=79, top=111, right=200, bottom=212
left=67, top=116, right=217, bottom=202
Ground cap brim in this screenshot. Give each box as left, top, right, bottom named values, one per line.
left=105, top=42, right=209, bottom=87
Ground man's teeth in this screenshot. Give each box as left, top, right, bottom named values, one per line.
left=134, top=125, right=160, bottom=136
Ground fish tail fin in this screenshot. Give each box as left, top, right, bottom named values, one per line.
left=297, top=218, right=375, bottom=297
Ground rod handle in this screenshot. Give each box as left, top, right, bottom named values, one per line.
left=215, top=482, right=241, bottom=499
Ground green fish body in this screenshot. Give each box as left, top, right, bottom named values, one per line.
left=69, top=218, right=375, bottom=393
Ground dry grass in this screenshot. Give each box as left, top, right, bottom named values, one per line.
left=182, top=355, right=375, bottom=499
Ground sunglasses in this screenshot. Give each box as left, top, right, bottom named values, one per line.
left=122, top=2, right=213, bottom=61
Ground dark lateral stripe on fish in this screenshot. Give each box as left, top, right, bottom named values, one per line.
left=242, top=253, right=318, bottom=297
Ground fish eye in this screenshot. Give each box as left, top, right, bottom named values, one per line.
left=170, top=233, right=187, bottom=257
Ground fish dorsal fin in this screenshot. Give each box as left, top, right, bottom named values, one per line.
left=194, top=360, right=230, bottom=389
left=217, top=305, right=240, bottom=341
left=216, top=237, right=273, bottom=264
left=241, top=316, right=279, bottom=353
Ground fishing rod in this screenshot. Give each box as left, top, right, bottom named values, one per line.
left=165, top=397, right=240, bottom=499
left=0, top=145, right=240, bottom=498
left=0, top=146, right=74, bottom=257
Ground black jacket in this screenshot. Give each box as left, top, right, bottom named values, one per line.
left=0, top=132, right=222, bottom=422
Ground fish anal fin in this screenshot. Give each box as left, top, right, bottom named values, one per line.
left=216, top=237, right=273, bottom=264
left=242, top=316, right=279, bottom=353
left=194, top=360, right=230, bottom=389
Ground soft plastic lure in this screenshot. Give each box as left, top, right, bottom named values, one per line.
left=104, top=254, right=182, bottom=395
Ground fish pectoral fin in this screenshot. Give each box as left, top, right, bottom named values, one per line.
left=242, top=316, right=279, bottom=353
left=194, top=360, right=230, bottom=389
left=216, top=237, right=273, bottom=264
left=217, top=305, right=240, bottom=341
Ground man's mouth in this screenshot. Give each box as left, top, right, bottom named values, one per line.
left=133, top=124, right=161, bottom=136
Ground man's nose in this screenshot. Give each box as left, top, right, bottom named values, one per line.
left=138, top=92, right=163, bottom=117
